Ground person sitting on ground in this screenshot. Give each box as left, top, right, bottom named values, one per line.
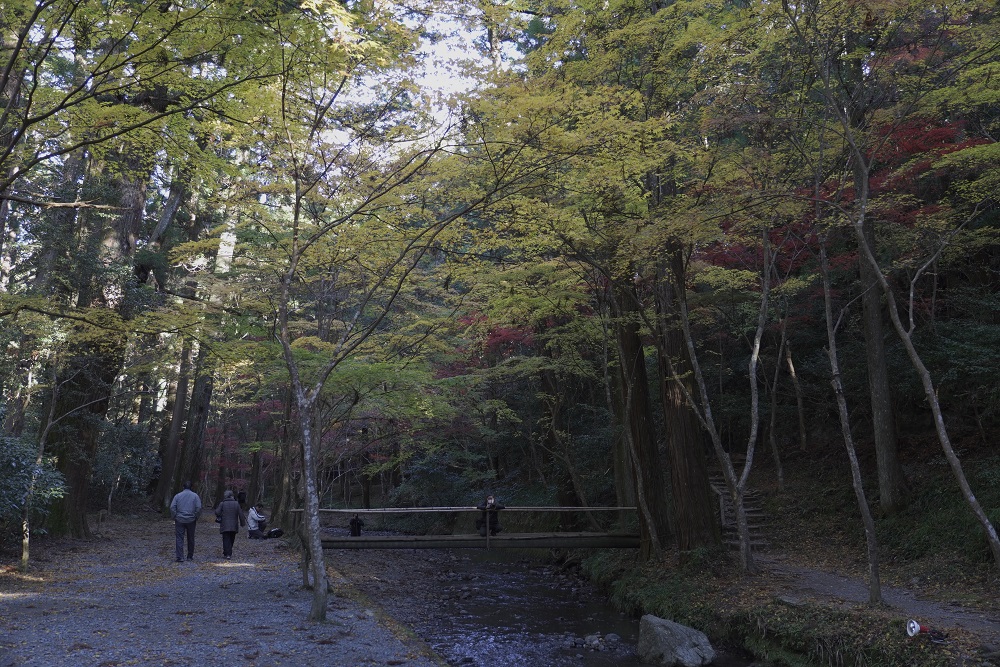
left=349, top=514, right=365, bottom=537
left=247, top=503, right=269, bottom=539
left=475, top=494, right=504, bottom=537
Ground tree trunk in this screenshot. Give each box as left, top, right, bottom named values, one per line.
left=653, top=258, right=718, bottom=553
left=612, top=281, right=671, bottom=558
left=248, top=449, right=262, bottom=506
left=177, top=346, right=213, bottom=491
left=859, top=215, right=907, bottom=515
left=768, top=321, right=788, bottom=491
left=297, top=399, right=330, bottom=621
left=47, top=345, right=123, bottom=537
left=153, top=337, right=192, bottom=510
left=853, top=216, right=1000, bottom=568
left=272, top=386, right=297, bottom=529
left=600, top=291, right=636, bottom=523
left=669, top=237, right=770, bottom=574
left=821, top=240, right=883, bottom=604
left=785, top=343, right=808, bottom=451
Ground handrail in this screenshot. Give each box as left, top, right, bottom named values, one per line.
left=290, top=506, right=636, bottom=513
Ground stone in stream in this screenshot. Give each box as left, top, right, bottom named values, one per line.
left=637, top=614, right=715, bottom=667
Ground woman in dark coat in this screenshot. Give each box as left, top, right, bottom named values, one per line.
left=215, top=490, right=245, bottom=560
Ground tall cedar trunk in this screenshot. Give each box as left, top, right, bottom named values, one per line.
left=610, top=373, right=637, bottom=516
left=153, top=337, right=192, bottom=510
left=859, top=215, right=907, bottom=515
left=596, top=279, right=636, bottom=518
left=612, top=282, right=671, bottom=558
left=271, top=386, right=297, bottom=529
left=177, top=347, right=213, bottom=492
left=248, top=449, right=262, bottom=506
left=654, top=259, right=719, bottom=552
left=214, top=461, right=228, bottom=508
left=42, top=165, right=120, bottom=537
left=47, top=344, right=123, bottom=537
left=42, top=141, right=152, bottom=535
left=0, top=189, right=15, bottom=292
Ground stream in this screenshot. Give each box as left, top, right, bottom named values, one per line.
left=328, top=528, right=755, bottom=666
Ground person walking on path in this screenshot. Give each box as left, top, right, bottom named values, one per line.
left=215, top=490, right=245, bottom=560
left=169, top=482, right=202, bottom=562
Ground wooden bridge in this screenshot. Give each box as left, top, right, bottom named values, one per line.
left=299, top=506, right=639, bottom=550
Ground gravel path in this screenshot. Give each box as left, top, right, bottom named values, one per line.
left=0, top=513, right=441, bottom=667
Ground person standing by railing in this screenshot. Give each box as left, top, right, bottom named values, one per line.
left=476, top=495, right=504, bottom=536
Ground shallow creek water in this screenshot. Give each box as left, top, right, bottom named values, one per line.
left=368, top=545, right=755, bottom=666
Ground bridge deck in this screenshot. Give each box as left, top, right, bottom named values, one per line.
left=321, top=532, right=639, bottom=550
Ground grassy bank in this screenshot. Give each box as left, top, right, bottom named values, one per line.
left=580, top=549, right=975, bottom=666
left=579, top=446, right=1000, bottom=666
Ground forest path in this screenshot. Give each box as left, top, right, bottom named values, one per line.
left=756, top=552, right=1000, bottom=656
left=0, top=512, right=439, bottom=667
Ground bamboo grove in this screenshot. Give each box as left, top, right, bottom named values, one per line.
left=1, top=0, right=998, bottom=619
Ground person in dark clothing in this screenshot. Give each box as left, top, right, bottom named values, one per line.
left=237, top=490, right=247, bottom=508
left=214, top=490, right=245, bottom=560
left=476, top=495, right=504, bottom=537
left=349, top=514, right=365, bottom=537
left=169, top=481, right=202, bottom=562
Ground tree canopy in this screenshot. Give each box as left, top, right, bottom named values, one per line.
left=2, top=0, right=999, bottom=604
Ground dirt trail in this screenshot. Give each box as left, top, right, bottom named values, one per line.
left=0, top=513, right=439, bottom=667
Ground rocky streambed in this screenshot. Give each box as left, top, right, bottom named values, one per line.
left=325, top=527, right=754, bottom=666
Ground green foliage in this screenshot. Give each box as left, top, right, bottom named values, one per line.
left=90, top=424, right=158, bottom=509
left=0, top=437, right=65, bottom=547
left=879, top=457, right=1000, bottom=563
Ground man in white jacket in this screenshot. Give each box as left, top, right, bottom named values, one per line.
left=247, top=504, right=268, bottom=539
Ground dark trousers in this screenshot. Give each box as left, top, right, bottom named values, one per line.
left=175, top=521, right=196, bottom=560
left=221, top=531, right=236, bottom=557
left=476, top=517, right=502, bottom=536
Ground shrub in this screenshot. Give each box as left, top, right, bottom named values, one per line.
left=0, top=437, right=65, bottom=551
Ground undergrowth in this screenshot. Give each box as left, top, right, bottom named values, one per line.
left=578, top=448, right=1000, bottom=666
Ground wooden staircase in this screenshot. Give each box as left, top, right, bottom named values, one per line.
left=709, top=473, right=769, bottom=552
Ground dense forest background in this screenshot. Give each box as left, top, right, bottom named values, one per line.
left=1, top=0, right=998, bottom=619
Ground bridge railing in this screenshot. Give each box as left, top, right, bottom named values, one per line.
left=289, top=506, right=639, bottom=550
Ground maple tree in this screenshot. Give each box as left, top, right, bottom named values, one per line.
left=0, top=0, right=998, bottom=633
